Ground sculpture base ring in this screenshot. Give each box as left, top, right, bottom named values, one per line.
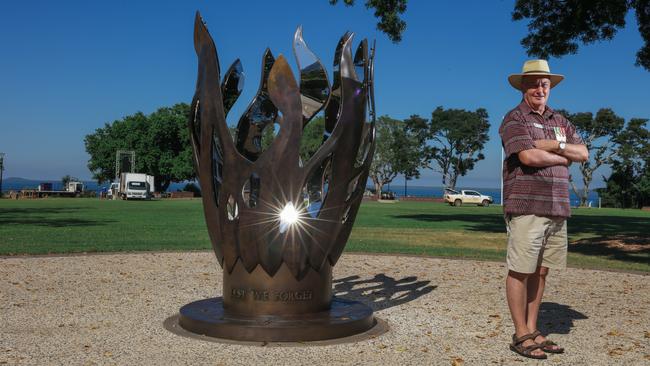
left=178, top=297, right=375, bottom=342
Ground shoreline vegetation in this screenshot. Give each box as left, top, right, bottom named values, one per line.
left=0, top=198, right=648, bottom=272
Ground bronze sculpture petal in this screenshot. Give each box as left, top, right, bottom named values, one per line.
left=323, top=32, right=353, bottom=139
left=235, top=49, right=277, bottom=162
left=293, top=26, right=331, bottom=126
left=221, top=59, right=244, bottom=117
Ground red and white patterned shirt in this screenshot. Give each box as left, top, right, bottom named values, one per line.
left=499, top=101, right=584, bottom=218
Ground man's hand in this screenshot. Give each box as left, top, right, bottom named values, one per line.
left=534, top=139, right=589, bottom=162
left=533, top=139, right=559, bottom=152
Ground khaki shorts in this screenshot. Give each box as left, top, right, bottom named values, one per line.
left=505, top=214, right=567, bottom=274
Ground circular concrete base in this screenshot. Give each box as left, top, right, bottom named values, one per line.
left=177, top=297, right=376, bottom=342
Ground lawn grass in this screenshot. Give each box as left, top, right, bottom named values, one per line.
left=350, top=201, right=650, bottom=272
left=1, top=198, right=648, bottom=272
left=0, top=199, right=210, bottom=253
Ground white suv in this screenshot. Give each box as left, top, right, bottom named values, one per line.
left=444, top=189, right=493, bottom=207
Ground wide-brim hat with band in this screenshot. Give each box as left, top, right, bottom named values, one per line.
left=508, top=59, right=564, bottom=90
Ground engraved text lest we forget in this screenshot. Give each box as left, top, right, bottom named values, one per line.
left=231, top=288, right=313, bottom=302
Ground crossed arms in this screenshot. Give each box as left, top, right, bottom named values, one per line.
left=518, top=140, right=589, bottom=168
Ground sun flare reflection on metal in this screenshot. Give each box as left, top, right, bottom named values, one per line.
left=278, top=201, right=301, bottom=233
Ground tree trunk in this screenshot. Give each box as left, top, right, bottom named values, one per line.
left=569, top=175, right=581, bottom=206
left=404, top=178, right=408, bottom=197
left=581, top=168, right=592, bottom=207
left=374, top=182, right=383, bottom=200
left=580, top=187, right=589, bottom=207
left=448, top=172, right=458, bottom=190
left=571, top=169, right=593, bottom=207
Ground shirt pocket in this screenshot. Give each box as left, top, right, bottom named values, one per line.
left=524, top=121, right=546, bottom=140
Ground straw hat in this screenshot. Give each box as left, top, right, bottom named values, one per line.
left=508, top=60, right=564, bottom=90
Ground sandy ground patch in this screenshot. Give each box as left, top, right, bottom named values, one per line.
left=1, top=252, right=649, bottom=365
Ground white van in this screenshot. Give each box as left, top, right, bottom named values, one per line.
left=119, top=173, right=154, bottom=200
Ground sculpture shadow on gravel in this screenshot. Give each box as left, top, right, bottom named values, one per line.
left=333, top=274, right=436, bottom=311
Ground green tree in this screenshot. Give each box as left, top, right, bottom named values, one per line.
left=512, top=0, right=650, bottom=70
left=557, top=108, right=625, bottom=206
left=84, top=103, right=195, bottom=192
left=369, top=115, right=424, bottom=197
left=600, top=118, right=650, bottom=208
left=85, top=111, right=147, bottom=184
left=421, top=107, right=490, bottom=190
left=401, top=114, right=430, bottom=195
left=299, top=116, right=326, bottom=163
left=143, top=105, right=195, bottom=191
left=230, top=116, right=324, bottom=163
left=329, top=0, right=407, bottom=42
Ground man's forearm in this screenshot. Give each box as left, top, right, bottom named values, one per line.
left=561, top=143, right=589, bottom=162
left=534, top=139, right=589, bottom=162
left=518, top=148, right=570, bottom=168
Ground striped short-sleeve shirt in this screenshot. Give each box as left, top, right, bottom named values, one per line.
left=499, top=101, right=583, bottom=218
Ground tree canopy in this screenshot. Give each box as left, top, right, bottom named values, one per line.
left=400, top=115, right=429, bottom=181
left=513, top=0, right=650, bottom=71
left=299, top=116, right=327, bottom=163
left=84, top=103, right=195, bottom=192
left=408, top=107, right=490, bottom=190
left=329, top=0, right=407, bottom=42
left=558, top=108, right=625, bottom=206
left=369, top=115, right=425, bottom=196
left=328, top=1, right=650, bottom=69
left=600, top=117, right=650, bottom=208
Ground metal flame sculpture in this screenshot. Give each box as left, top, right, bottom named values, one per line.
left=178, top=12, right=376, bottom=342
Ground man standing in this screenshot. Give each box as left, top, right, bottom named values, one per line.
left=499, top=60, right=588, bottom=359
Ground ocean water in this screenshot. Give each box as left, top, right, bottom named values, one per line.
left=379, top=185, right=601, bottom=207
left=1, top=179, right=188, bottom=193
left=3, top=178, right=601, bottom=207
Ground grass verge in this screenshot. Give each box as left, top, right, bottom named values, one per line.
left=1, top=198, right=648, bottom=272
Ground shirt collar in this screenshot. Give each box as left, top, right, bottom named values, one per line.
left=517, top=100, right=555, bottom=118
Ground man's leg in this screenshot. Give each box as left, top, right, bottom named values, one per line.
left=530, top=218, right=567, bottom=351
left=526, top=266, right=548, bottom=333
left=506, top=270, right=545, bottom=357
left=505, top=214, right=546, bottom=356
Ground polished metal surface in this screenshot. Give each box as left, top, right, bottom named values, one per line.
left=293, top=26, right=330, bottom=125
left=223, top=260, right=332, bottom=316
left=165, top=314, right=389, bottom=346
left=179, top=297, right=376, bottom=342
left=221, top=59, right=244, bottom=116
left=234, top=49, right=277, bottom=162
left=323, top=32, right=352, bottom=139
left=181, top=11, right=377, bottom=342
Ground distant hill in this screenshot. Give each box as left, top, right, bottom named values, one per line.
left=1, top=177, right=101, bottom=192
left=1, top=177, right=189, bottom=193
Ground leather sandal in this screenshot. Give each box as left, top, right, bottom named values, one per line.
left=532, top=330, right=565, bottom=354
left=509, top=333, right=547, bottom=360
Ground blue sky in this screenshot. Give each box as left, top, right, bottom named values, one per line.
left=1, top=0, right=648, bottom=188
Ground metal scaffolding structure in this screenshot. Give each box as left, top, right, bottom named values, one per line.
left=115, top=150, right=135, bottom=180
left=0, top=153, right=4, bottom=195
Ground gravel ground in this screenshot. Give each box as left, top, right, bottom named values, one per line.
left=2, top=252, right=649, bottom=365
